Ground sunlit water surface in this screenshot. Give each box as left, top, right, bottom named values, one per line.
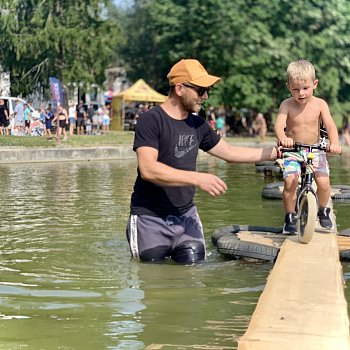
left=0, top=153, right=349, bottom=349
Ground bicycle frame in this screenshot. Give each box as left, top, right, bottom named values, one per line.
left=281, top=142, right=328, bottom=243
left=295, top=148, right=318, bottom=213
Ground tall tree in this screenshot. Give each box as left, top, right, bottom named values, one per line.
left=0, top=0, right=122, bottom=97
left=119, top=0, right=350, bottom=123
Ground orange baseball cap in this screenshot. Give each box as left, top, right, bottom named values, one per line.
left=167, top=59, right=221, bottom=87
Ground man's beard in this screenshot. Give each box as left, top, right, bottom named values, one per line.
left=180, top=95, right=201, bottom=114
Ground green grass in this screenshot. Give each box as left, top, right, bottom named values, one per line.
left=0, top=131, right=136, bottom=148
left=0, top=131, right=277, bottom=148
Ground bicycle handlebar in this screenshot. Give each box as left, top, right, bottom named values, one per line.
left=279, top=141, right=329, bottom=154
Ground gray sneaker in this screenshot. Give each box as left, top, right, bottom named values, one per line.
left=282, top=213, right=297, bottom=235
left=318, top=207, right=332, bottom=230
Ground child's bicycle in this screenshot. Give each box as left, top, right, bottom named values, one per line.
left=280, top=140, right=329, bottom=244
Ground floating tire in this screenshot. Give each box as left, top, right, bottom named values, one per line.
left=255, top=161, right=282, bottom=177
left=339, top=228, right=350, bottom=237
left=212, top=225, right=350, bottom=262
left=262, top=182, right=350, bottom=201
left=338, top=228, right=350, bottom=260
left=261, top=181, right=284, bottom=199
left=255, top=161, right=275, bottom=167
left=211, top=224, right=282, bottom=246
left=212, top=225, right=283, bottom=261
left=332, top=185, right=350, bottom=200
left=216, top=235, right=279, bottom=262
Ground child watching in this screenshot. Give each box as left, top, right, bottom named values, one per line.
left=275, top=60, right=342, bottom=234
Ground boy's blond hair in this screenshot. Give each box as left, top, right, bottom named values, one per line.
left=286, top=60, right=316, bottom=84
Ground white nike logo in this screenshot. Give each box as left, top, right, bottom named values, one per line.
left=174, top=144, right=197, bottom=158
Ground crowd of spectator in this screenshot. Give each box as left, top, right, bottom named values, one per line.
left=1, top=97, right=350, bottom=147
left=0, top=99, right=112, bottom=139
left=202, top=105, right=269, bottom=143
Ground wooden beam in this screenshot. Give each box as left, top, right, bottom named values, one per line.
left=238, top=232, right=350, bottom=350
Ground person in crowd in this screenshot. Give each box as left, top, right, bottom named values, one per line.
left=241, top=111, right=254, bottom=136
left=68, top=103, right=77, bottom=136
left=85, top=117, right=92, bottom=135
left=39, top=106, right=46, bottom=124
left=92, top=109, right=100, bottom=135
left=0, top=99, right=9, bottom=136
left=216, top=113, right=226, bottom=137
left=253, top=112, right=267, bottom=144
left=207, top=106, right=216, bottom=130
left=76, top=100, right=86, bottom=135
left=38, top=106, right=47, bottom=137
left=102, top=105, right=110, bottom=133
left=53, top=103, right=68, bottom=141
left=87, top=103, right=95, bottom=124
left=275, top=60, right=342, bottom=234
left=23, top=103, right=32, bottom=135
left=342, top=115, right=350, bottom=147
left=45, top=104, right=54, bottom=139
left=126, top=58, right=280, bottom=264
left=13, top=98, right=25, bottom=135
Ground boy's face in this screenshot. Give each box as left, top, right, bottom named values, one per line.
left=287, top=78, right=318, bottom=104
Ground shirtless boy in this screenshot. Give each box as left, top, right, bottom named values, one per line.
left=275, top=60, right=342, bottom=234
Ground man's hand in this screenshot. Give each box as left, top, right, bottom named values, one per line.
left=196, top=173, right=227, bottom=197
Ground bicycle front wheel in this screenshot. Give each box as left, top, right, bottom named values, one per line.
left=297, top=191, right=317, bottom=244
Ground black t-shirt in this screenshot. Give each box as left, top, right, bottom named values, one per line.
left=0, top=105, right=8, bottom=119
left=131, top=105, right=220, bottom=217
left=77, top=105, right=85, bottom=118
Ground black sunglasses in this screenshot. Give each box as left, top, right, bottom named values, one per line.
left=182, top=83, right=210, bottom=97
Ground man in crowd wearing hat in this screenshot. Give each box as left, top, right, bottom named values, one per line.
left=126, top=58, right=280, bottom=264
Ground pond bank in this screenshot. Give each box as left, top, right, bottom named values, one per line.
left=0, top=145, right=136, bottom=164
left=0, top=142, right=348, bottom=164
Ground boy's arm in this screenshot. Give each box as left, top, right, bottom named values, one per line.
left=320, top=100, right=342, bottom=154
left=274, top=101, right=294, bottom=147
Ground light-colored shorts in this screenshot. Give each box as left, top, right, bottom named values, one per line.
left=15, top=117, right=24, bottom=127
left=283, top=149, right=329, bottom=179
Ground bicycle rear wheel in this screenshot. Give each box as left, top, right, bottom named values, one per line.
left=297, top=192, right=317, bottom=244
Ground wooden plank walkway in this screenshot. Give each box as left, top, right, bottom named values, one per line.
left=238, top=230, right=350, bottom=349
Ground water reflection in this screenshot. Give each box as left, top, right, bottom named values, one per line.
left=0, top=155, right=349, bottom=349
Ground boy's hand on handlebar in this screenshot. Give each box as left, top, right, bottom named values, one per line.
left=328, top=144, right=342, bottom=155
left=278, top=138, right=294, bottom=148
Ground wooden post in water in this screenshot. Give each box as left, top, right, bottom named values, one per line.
left=238, top=231, right=350, bottom=350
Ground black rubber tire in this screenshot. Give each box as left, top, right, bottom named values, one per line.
left=339, top=228, right=350, bottom=260
left=216, top=235, right=279, bottom=262
left=339, top=228, right=350, bottom=237
left=332, top=185, right=350, bottom=200
left=255, top=161, right=275, bottom=167
left=332, top=185, right=350, bottom=191
left=333, top=191, right=350, bottom=200
left=263, top=165, right=283, bottom=176
left=340, top=250, right=350, bottom=260
left=262, top=183, right=350, bottom=201
left=256, top=165, right=281, bottom=173
left=211, top=224, right=283, bottom=246
left=297, top=192, right=317, bottom=244
left=261, top=181, right=284, bottom=199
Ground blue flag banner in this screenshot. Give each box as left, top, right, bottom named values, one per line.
left=49, top=77, right=63, bottom=112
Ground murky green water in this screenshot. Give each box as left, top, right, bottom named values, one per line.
left=0, top=153, right=349, bottom=349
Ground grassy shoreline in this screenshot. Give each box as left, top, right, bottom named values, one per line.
left=0, top=131, right=277, bottom=148
left=0, top=131, right=136, bottom=148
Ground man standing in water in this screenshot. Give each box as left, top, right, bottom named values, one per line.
left=126, top=58, right=280, bottom=264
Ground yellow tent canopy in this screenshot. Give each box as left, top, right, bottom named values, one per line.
left=111, top=79, right=167, bottom=130
left=114, top=78, right=167, bottom=102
